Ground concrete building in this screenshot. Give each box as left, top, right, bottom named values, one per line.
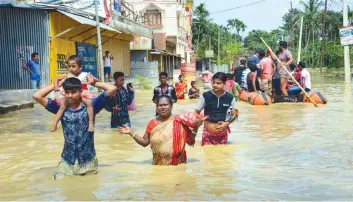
left=126, top=0, right=194, bottom=81
left=0, top=0, right=152, bottom=113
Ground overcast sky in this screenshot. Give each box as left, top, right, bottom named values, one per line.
left=193, top=0, right=349, bottom=36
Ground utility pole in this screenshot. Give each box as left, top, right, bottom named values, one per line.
left=290, top=1, right=294, bottom=49
left=209, top=36, right=212, bottom=72
left=94, top=0, right=104, bottom=81
left=320, top=0, right=328, bottom=74
left=297, top=16, right=304, bottom=62
left=343, top=0, right=351, bottom=84
left=217, top=26, right=220, bottom=73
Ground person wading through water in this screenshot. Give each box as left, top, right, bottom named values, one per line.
left=195, top=72, right=239, bottom=146
left=118, top=95, right=206, bottom=165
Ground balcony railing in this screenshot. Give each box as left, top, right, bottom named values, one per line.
left=120, top=0, right=148, bottom=25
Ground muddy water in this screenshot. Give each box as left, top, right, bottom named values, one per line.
left=1, top=75, right=353, bottom=200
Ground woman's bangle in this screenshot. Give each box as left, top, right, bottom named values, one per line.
left=130, top=132, right=136, bottom=138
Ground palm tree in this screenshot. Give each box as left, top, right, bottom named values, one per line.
left=227, top=18, right=246, bottom=42
left=193, top=3, right=211, bottom=51
left=227, top=19, right=236, bottom=42
left=298, top=0, right=323, bottom=49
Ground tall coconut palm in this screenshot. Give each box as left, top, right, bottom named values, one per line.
left=227, top=18, right=246, bottom=42
left=227, top=19, right=237, bottom=42
left=298, top=0, right=323, bottom=49
left=193, top=3, right=211, bottom=51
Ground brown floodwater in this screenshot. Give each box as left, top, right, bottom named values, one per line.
left=1, top=75, right=353, bottom=200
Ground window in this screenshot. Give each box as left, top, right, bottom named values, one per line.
left=144, top=10, right=162, bottom=26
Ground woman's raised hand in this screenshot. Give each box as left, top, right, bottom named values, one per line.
left=117, top=125, right=132, bottom=135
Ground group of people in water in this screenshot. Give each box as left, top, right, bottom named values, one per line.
left=233, top=41, right=312, bottom=98
left=33, top=55, right=239, bottom=179
left=32, top=40, right=312, bottom=180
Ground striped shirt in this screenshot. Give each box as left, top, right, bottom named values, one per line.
left=152, top=84, right=177, bottom=103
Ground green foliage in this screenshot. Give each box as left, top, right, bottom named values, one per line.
left=134, top=74, right=152, bottom=89
left=192, top=0, right=346, bottom=69
left=192, top=4, right=242, bottom=63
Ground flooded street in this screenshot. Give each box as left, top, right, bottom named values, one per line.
left=1, top=75, right=353, bottom=200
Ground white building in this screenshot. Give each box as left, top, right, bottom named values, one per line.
left=126, top=0, right=190, bottom=76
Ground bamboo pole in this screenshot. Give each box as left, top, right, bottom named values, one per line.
left=260, top=37, right=318, bottom=107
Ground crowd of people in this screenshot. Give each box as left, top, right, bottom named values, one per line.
left=30, top=40, right=313, bottom=180
left=32, top=54, right=240, bottom=180
left=233, top=41, right=312, bottom=98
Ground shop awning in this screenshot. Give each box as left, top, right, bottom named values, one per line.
left=50, top=10, right=121, bottom=41
left=58, top=10, right=120, bottom=33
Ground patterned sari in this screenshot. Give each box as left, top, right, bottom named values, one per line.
left=149, top=113, right=205, bottom=166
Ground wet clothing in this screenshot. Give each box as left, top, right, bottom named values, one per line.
left=45, top=92, right=108, bottom=166
left=201, top=122, right=229, bottom=146
left=260, top=78, right=272, bottom=96
left=225, top=80, right=241, bottom=101
left=105, top=87, right=134, bottom=128
left=53, top=158, right=98, bottom=180
left=247, top=72, right=260, bottom=92
left=188, top=88, right=200, bottom=99
left=196, top=90, right=236, bottom=123
left=145, top=113, right=198, bottom=166
left=175, top=82, right=187, bottom=99
left=152, top=84, right=177, bottom=103
left=234, top=65, right=247, bottom=85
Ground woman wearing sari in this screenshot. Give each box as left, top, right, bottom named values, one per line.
left=117, top=95, right=206, bottom=166
left=175, top=74, right=187, bottom=99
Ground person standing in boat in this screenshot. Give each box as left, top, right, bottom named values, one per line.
left=298, top=61, right=311, bottom=92
left=234, top=59, right=247, bottom=86
left=287, top=62, right=310, bottom=96
left=259, top=50, right=275, bottom=96
left=195, top=72, right=238, bottom=146
left=277, top=41, right=293, bottom=96
left=247, top=64, right=261, bottom=92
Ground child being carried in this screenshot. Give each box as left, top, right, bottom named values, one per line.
left=51, top=55, right=98, bottom=132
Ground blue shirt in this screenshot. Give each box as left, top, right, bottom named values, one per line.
left=105, top=87, right=134, bottom=128
left=248, top=55, right=260, bottom=65
left=27, top=60, right=40, bottom=80
left=248, top=55, right=261, bottom=78
left=45, top=92, right=108, bottom=165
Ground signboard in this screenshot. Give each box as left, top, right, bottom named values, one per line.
left=181, top=62, right=196, bottom=76
left=113, top=0, right=121, bottom=14
left=36, top=0, right=109, bottom=18
left=173, top=69, right=181, bottom=83
left=205, top=50, right=214, bottom=58
left=76, top=42, right=98, bottom=77
left=339, top=26, right=353, bottom=46
left=130, top=36, right=152, bottom=50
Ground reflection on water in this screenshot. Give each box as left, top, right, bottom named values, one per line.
left=1, top=75, right=353, bottom=200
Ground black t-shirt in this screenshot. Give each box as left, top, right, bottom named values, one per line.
left=234, top=66, right=247, bottom=85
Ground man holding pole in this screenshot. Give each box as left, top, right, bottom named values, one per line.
left=260, top=37, right=318, bottom=107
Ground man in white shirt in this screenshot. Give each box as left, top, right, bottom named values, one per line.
left=298, top=61, right=311, bottom=92
left=103, top=51, right=114, bottom=82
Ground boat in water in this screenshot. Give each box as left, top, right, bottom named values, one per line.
left=239, top=91, right=327, bottom=105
